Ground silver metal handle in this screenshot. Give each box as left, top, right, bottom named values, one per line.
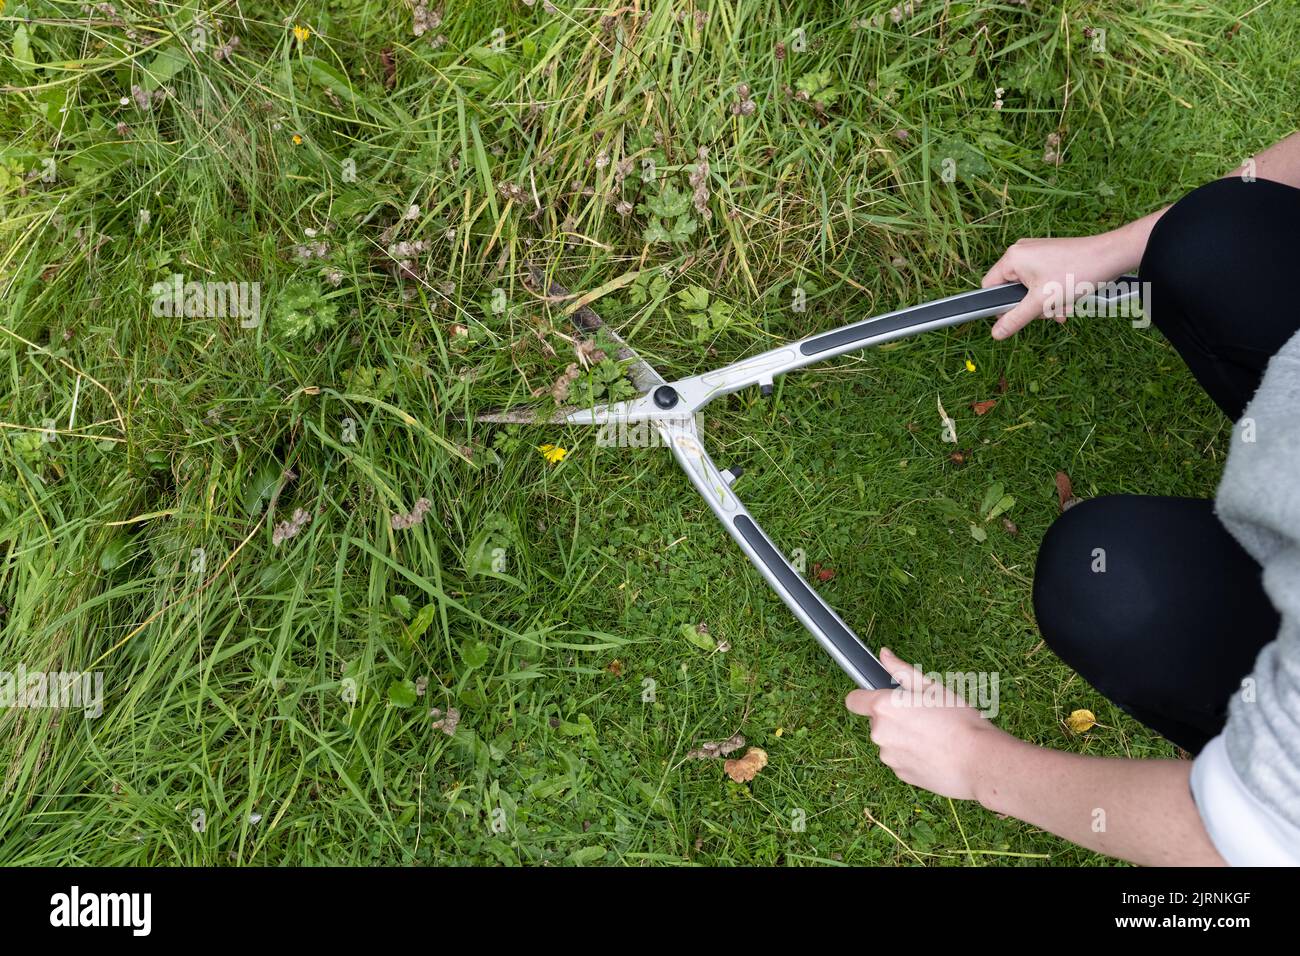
left=664, top=277, right=1144, bottom=414
left=658, top=416, right=895, bottom=689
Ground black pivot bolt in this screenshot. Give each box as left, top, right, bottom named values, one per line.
left=652, top=385, right=679, bottom=409
left=759, top=383, right=774, bottom=398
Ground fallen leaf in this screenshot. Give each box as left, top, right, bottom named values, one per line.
left=606, top=659, right=623, bottom=677
left=949, top=448, right=970, bottom=465
left=812, top=563, right=836, bottom=582
left=971, top=399, right=998, bottom=416
left=937, top=396, right=957, bottom=444
left=1066, top=708, right=1097, bottom=734
left=724, top=747, right=769, bottom=783
left=1055, top=471, right=1078, bottom=512
left=686, top=732, right=745, bottom=760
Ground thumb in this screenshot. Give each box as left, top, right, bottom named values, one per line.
left=845, top=689, right=877, bottom=716
left=879, top=646, right=926, bottom=691
left=990, top=292, right=1044, bottom=340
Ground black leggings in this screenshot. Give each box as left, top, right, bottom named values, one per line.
left=1033, top=177, right=1300, bottom=753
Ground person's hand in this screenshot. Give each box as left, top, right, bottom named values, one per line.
left=845, top=648, right=1016, bottom=801
left=981, top=233, right=1135, bottom=340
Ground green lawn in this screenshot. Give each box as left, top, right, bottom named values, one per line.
left=1, top=0, right=1297, bottom=865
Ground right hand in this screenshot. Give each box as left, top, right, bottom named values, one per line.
left=981, top=234, right=1133, bottom=340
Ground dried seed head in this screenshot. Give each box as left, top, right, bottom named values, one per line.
left=272, top=508, right=312, bottom=546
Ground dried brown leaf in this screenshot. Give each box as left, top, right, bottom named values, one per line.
left=724, top=747, right=769, bottom=783
left=812, top=563, right=836, bottom=582
left=1055, top=471, right=1078, bottom=512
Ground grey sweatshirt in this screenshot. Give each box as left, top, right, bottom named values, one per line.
left=1191, top=327, right=1300, bottom=864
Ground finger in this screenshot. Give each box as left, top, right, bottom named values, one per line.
left=990, top=294, right=1042, bottom=340
left=879, top=647, right=926, bottom=692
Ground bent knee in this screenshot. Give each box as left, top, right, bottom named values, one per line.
left=1032, top=496, right=1160, bottom=669
left=1141, top=177, right=1297, bottom=336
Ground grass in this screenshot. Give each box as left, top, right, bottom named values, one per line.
left=0, top=0, right=1296, bottom=866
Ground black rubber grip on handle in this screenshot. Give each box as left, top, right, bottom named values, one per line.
left=734, top=514, right=896, bottom=690
left=800, top=284, right=1027, bottom=357
left=799, top=276, right=1144, bottom=358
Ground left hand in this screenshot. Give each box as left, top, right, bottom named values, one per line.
left=845, top=648, right=1014, bottom=801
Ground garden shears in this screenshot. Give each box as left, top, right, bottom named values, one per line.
left=505, top=265, right=1142, bottom=690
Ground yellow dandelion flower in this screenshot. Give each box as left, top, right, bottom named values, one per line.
left=292, top=24, right=311, bottom=43
left=292, top=133, right=303, bottom=145
left=964, top=358, right=976, bottom=372
left=538, top=444, right=567, bottom=464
